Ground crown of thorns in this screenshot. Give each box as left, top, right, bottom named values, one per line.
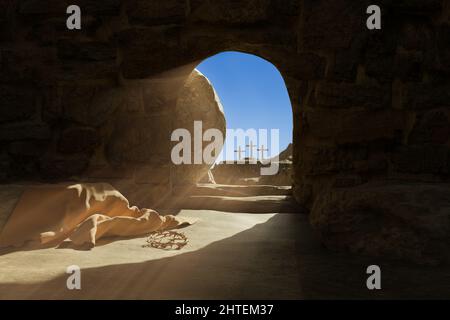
left=143, top=230, right=188, bottom=250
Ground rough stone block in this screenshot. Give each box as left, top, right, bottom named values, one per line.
left=0, top=86, right=36, bottom=123
left=0, top=0, right=15, bottom=42
left=61, top=85, right=123, bottom=126
left=404, top=83, right=450, bottom=110
left=283, top=53, right=326, bottom=80
left=19, top=0, right=69, bottom=16
left=8, top=156, right=39, bottom=180
left=305, top=108, right=405, bottom=144
left=300, top=146, right=368, bottom=175
left=314, top=82, right=391, bottom=109
left=191, top=0, right=271, bottom=25
left=364, top=30, right=398, bottom=81
left=77, top=0, right=121, bottom=15
left=409, top=109, right=450, bottom=144
left=127, top=0, right=186, bottom=26
left=399, top=22, right=433, bottom=51
left=39, top=152, right=90, bottom=179
left=58, top=126, right=99, bottom=154
left=118, top=27, right=185, bottom=79
left=0, top=50, right=38, bottom=83
left=57, top=40, right=117, bottom=62
left=9, top=140, right=47, bottom=157
left=311, top=182, right=450, bottom=264
left=57, top=60, right=117, bottom=81
left=0, top=124, right=50, bottom=141
left=333, top=174, right=367, bottom=188
left=379, top=0, right=442, bottom=14
left=436, top=24, right=450, bottom=74
left=20, top=0, right=120, bottom=16
left=123, top=86, right=144, bottom=113
left=392, top=145, right=450, bottom=174
left=395, top=51, right=424, bottom=81
left=299, top=0, right=365, bottom=50
left=0, top=152, right=10, bottom=181
left=330, top=35, right=365, bottom=81
left=365, top=55, right=396, bottom=81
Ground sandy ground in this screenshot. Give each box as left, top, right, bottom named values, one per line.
left=0, top=210, right=305, bottom=299
left=0, top=183, right=450, bottom=299
left=1, top=209, right=450, bottom=299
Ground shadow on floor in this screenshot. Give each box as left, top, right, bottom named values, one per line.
left=0, top=214, right=449, bottom=299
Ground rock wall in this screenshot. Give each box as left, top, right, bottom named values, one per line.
left=1, top=0, right=450, bottom=262
left=311, top=182, right=450, bottom=265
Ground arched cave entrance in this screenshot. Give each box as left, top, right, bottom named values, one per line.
left=172, top=51, right=294, bottom=193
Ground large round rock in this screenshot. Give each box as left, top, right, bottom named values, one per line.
left=173, top=70, right=226, bottom=185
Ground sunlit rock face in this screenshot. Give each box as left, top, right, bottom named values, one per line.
left=89, top=70, right=224, bottom=206
left=0, top=0, right=449, bottom=263
left=174, top=70, right=226, bottom=186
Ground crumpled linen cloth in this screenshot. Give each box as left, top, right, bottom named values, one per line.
left=0, top=183, right=195, bottom=249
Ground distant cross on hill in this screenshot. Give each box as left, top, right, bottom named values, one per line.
left=257, top=145, right=269, bottom=160
left=234, top=146, right=245, bottom=161
left=246, top=141, right=257, bottom=158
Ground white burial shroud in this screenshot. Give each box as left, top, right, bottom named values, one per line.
left=0, top=183, right=196, bottom=249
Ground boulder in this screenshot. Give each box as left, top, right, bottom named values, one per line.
left=310, top=182, right=450, bottom=265
left=100, top=69, right=225, bottom=204
left=173, top=70, right=226, bottom=185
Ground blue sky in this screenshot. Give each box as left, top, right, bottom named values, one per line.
left=196, top=51, right=293, bottom=161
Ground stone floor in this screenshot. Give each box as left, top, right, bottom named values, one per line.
left=1, top=208, right=450, bottom=299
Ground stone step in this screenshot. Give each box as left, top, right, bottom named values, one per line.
left=165, top=195, right=305, bottom=213
left=174, top=184, right=292, bottom=197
